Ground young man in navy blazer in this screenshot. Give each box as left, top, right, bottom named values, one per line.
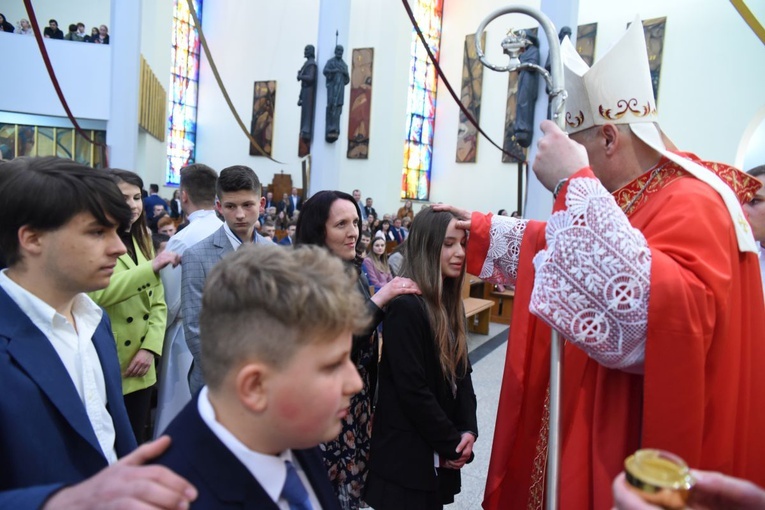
left=154, top=243, right=368, bottom=509
left=0, top=157, right=196, bottom=509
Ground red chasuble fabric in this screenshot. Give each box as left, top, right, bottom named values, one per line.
left=473, top=162, right=765, bottom=510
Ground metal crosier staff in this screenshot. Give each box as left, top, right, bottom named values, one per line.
left=474, top=7, right=567, bottom=510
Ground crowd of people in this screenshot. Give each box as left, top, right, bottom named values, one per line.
left=1, top=17, right=764, bottom=510
left=0, top=14, right=110, bottom=44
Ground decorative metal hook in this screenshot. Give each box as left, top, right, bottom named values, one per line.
left=474, top=6, right=567, bottom=130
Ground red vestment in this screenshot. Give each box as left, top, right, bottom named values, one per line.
left=471, top=156, right=765, bottom=510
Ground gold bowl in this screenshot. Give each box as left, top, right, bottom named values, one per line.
left=624, top=449, right=696, bottom=509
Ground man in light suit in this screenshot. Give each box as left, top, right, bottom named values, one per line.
left=154, top=163, right=221, bottom=437
left=182, top=165, right=268, bottom=395
left=0, top=157, right=196, bottom=509
left=155, top=244, right=365, bottom=510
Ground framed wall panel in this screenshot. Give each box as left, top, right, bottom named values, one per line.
left=642, top=17, right=666, bottom=104
left=249, top=80, right=277, bottom=157
left=455, top=33, right=485, bottom=163
left=576, top=22, right=598, bottom=66
left=347, top=48, right=374, bottom=159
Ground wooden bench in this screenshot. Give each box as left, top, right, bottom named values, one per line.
left=462, top=274, right=494, bottom=335
left=463, top=297, right=494, bottom=335
left=488, top=288, right=515, bottom=325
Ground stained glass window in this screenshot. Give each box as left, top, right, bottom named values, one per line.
left=401, top=0, right=443, bottom=201
left=166, top=0, right=202, bottom=186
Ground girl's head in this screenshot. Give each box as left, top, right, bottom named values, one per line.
left=19, top=19, right=31, bottom=30
left=379, top=219, right=390, bottom=231
left=404, top=199, right=413, bottom=210
left=109, top=169, right=152, bottom=260
left=172, top=189, right=179, bottom=200
left=295, top=190, right=360, bottom=262
left=0, top=14, right=6, bottom=24
left=110, top=169, right=144, bottom=228
left=369, top=238, right=386, bottom=257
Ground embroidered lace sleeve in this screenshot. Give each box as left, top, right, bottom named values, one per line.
left=475, top=216, right=528, bottom=287
left=530, top=177, right=652, bottom=372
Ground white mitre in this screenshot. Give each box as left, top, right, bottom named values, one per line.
left=560, top=18, right=756, bottom=253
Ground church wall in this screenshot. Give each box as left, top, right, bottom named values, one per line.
left=135, top=0, right=174, bottom=195
left=195, top=0, right=320, bottom=194
left=193, top=0, right=764, bottom=219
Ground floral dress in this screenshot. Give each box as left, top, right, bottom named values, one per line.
left=320, top=272, right=383, bottom=509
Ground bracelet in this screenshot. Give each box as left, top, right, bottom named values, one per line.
left=553, top=178, right=569, bottom=199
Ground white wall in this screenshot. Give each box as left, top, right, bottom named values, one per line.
left=195, top=0, right=320, bottom=190
left=0, top=33, right=111, bottom=119
left=135, top=0, right=174, bottom=196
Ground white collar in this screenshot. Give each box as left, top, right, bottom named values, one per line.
left=197, top=387, right=294, bottom=504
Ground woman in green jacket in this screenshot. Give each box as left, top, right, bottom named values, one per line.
left=90, top=169, right=179, bottom=442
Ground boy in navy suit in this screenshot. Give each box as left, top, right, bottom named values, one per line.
left=0, top=157, right=196, bottom=509
left=154, top=243, right=368, bottom=509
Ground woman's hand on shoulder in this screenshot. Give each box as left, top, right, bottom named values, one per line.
left=370, top=276, right=420, bottom=308
left=151, top=250, right=181, bottom=273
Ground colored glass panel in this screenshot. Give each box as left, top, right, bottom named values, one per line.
left=166, top=0, right=202, bottom=186
left=401, top=0, right=443, bottom=200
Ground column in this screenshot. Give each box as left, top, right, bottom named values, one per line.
left=106, top=0, right=142, bottom=170
left=307, top=0, right=351, bottom=196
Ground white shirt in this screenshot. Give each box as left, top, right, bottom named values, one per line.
left=160, top=209, right=222, bottom=325
left=198, top=387, right=322, bottom=510
left=0, top=270, right=118, bottom=464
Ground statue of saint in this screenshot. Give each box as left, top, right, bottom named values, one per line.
left=513, top=34, right=540, bottom=148
left=322, top=45, right=350, bottom=143
left=297, top=44, right=317, bottom=143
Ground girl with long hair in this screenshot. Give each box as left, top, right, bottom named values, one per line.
left=362, top=237, right=394, bottom=291
left=89, top=169, right=180, bottom=442
left=295, top=190, right=420, bottom=509
left=365, top=207, right=478, bottom=510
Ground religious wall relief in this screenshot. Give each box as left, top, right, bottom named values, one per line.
left=249, top=80, right=276, bottom=157
left=456, top=33, right=486, bottom=163
left=347, top=48, right=374, bottom=159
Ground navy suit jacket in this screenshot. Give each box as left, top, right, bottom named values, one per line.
left=0, top=288, right=136, bottom=509
left=154, top=394, right=341, bottom=510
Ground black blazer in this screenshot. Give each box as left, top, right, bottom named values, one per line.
left=153, top=394, right=341, bottom=510
left=368, top=294, right=477, bottom=495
